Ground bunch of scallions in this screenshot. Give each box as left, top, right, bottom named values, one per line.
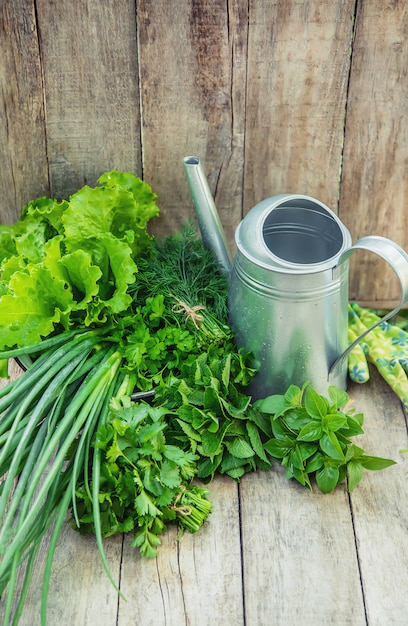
left=0, top=173, right=269, bottom=624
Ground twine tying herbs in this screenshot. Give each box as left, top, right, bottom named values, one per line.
left=171, top=295, right=206, bottom=329
left=169, top=486, right=192, bottom=516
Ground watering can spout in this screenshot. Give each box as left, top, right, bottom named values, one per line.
left=183, top=156, right=233, bottom=275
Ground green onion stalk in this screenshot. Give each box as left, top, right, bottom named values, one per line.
left=0, top=329, right=124, bottom=625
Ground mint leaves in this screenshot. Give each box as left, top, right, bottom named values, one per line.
left=163, top=349, right=271, bottom=481
left=256, top=383, right=396, bottom=492
left=0, top=172, right=159, bottom=349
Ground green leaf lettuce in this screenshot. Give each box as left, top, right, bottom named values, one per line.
left=0, top=171, right=159, bottom=349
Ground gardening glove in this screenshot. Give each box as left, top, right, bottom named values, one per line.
left=348, top=305, right=370, bottom=384
left=347, top=301, right=408, bottom=410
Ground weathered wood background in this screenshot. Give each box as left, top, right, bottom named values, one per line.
left=1, top=0, right=407, bottom=307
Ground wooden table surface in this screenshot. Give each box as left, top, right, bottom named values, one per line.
left=1, top=360, right=407, bottom=626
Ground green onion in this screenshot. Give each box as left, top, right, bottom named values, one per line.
left=0, top=332, right=123, bottom=622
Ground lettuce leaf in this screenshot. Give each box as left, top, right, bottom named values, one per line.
left=22, top=196, right=68, bottom=235
left=0, top=264, right=74, bottom=348
left=0, top=170, right=160, bottom=349
left=0, top=225, right=17, bottom=264
left=63, top=171, right=159, bottom=258
left=0, top=219, right=48, bottom=267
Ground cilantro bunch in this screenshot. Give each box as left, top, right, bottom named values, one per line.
left=73, top=396, right=212, bottom=559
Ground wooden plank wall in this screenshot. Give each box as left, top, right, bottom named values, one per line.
left=1, top=0, right=407, bottom=307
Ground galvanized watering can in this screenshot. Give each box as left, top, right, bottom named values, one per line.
left=183, top=156, right=408, bottom=400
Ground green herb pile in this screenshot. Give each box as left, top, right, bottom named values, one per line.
left=255, top=383, right=396, bottom=493
left=0, top=173, right=270, bottom=624
left=0, top=172, right=396, bottom=625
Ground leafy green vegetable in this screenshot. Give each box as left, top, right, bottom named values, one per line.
left=73, top=395, right=211, bottom=558
left=0, top=211, right=267, bottom=623
left=159, top=348, right=271, bottom=480
left=0, top=332, right=122, bottom=623
left=0, top=171, right=159, bottom=349
left=0, top=177, right=397, bottom=626
left=256, top=383, right=396, bottom=492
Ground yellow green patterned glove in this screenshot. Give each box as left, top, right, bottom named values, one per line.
left=347, top=308, right=370, bottom=383
left=348, top=302, right=408, bottom=409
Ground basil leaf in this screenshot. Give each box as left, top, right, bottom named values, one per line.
left=347, top=461, right=364, bottom=491
left=255, top=393, right=290, bottom=418
left=359, top=456, right=397, bottom=470
left=328, top=385, right=349, bottom=409
left=304, top=386, right=328, bottom=419
left=320, top=432, right=345, bottom=461
left=316, top=464, right=340, bottom=493
left=297, top=421, right=323, bottom=442
left=322, top=412, right=348, bottom=432
left=263, top=438, right=293, bottom=459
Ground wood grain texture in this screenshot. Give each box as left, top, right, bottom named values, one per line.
left=1, top=1, right=408, bottom=304
left=9, top=529, right=122, bottom=626
left=0, top=0, right=49, bottom=223
left=118, top=477, right=243, bottom=625
left=35, top=0, right=142, bottom=200
left=239, top=469, right=366, bottom=626
left=243, top=0, right=355, bottom=213
left=348, top=369, right=408, bottom=625
left=340, top=0, right=408, bottom=305
left=137, top=0, right=248, bottom=245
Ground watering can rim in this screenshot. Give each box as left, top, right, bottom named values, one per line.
left=235, top=193, right=352, bottom=275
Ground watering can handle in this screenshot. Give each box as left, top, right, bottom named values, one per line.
left=329, top=235, right=408, bottom=376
